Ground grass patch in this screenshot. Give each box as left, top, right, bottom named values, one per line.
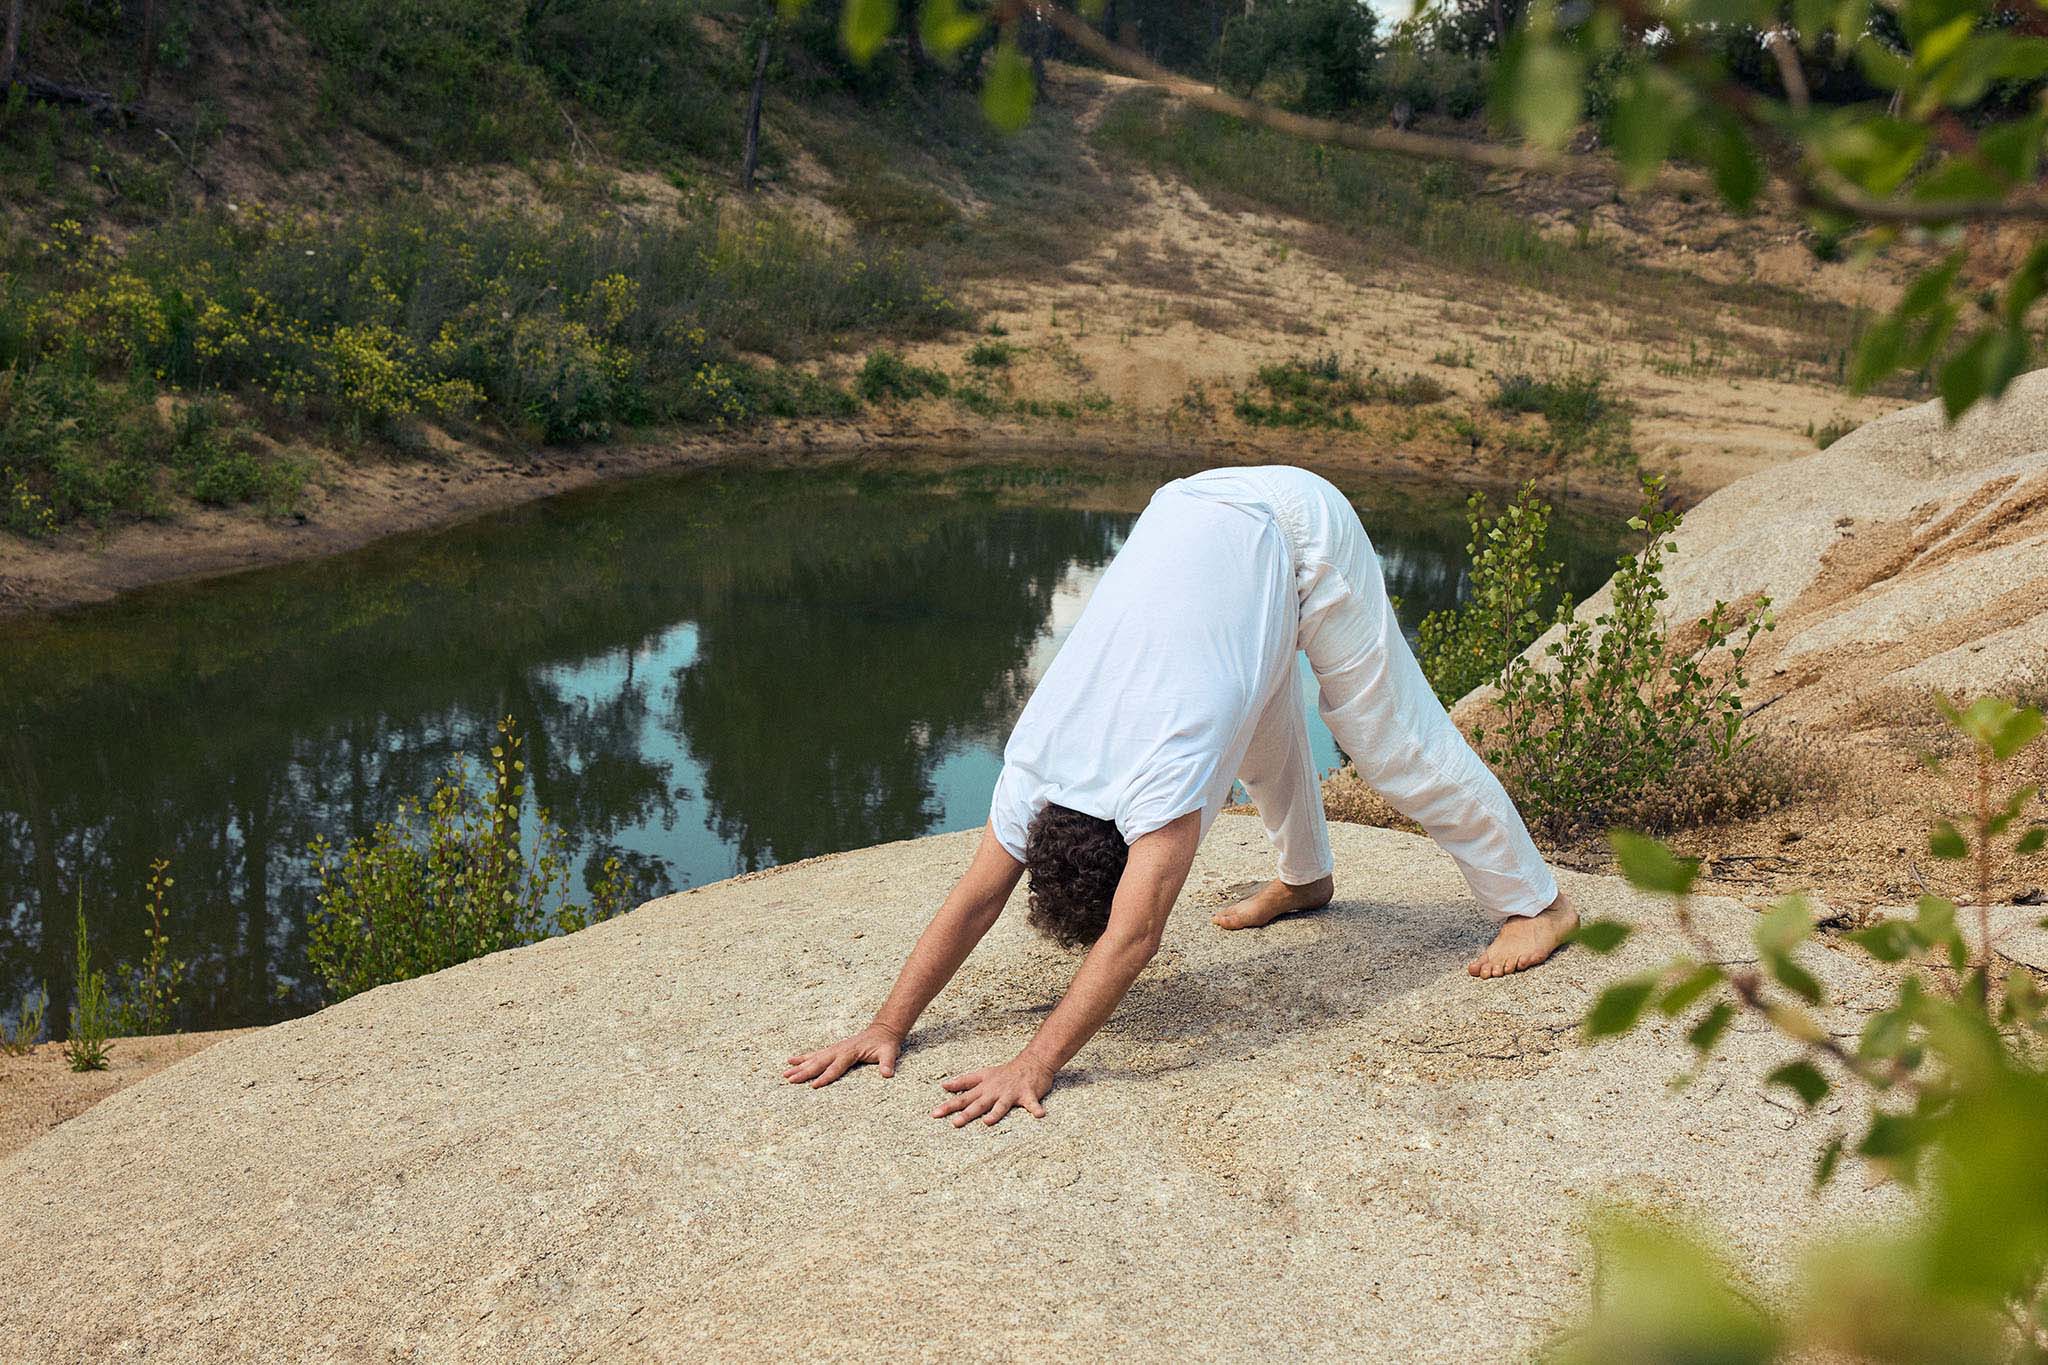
left=1234, top=351, right=1448, bottom=429
left=1489, top=368, right=1634, bottom=466
left=857, top=350, right=950, bottom=403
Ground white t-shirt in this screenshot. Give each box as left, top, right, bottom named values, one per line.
left=989, top=475, right=1298, bottom=860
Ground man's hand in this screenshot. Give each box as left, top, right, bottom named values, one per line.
left=783, top=1023, right=903, bottom=1088
left=932, top=1054, right=1054, bottom=1128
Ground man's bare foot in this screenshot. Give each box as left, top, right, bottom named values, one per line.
left=1212, top=875, right=1335, bottom=930
left=1468, top=892, right=1579, bottom=978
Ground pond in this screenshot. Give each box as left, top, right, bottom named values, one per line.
left=0, top=458, right=1626, bottom=1033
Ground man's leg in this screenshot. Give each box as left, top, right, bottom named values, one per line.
left=1297, top=519, right=1576, bottom=975
left=1213, top=675, right=1335, bottom=930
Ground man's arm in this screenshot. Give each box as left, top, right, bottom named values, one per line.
left=783, top=823, right=1025, bottom=1088
left=931, top=810, right=1200, bottom=1128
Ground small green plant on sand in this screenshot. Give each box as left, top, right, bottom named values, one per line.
left=65, top=893, right=112, bottom=1073
left=1559, top=697, right=2048, bottom=1364
left=1475, top=475, right=1772, bottom=835
left=307, top=717, right=630, bottom=1001
left=1414, top=483, right=1560, bottom=708
left=115, top=859, right=187, bottom=1036
left=1, top=986, right=47, bottom=1056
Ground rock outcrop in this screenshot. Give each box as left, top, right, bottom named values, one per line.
left=1526, top=374, right=2048, bottom=724
left=0, top=819, right=1896, bottom=1362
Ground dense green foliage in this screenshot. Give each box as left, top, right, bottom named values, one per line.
left=1566, top=700, right=2048, bottom=1363
left=1217, top=0, right=1382, bottom=114
left=0, top=202, right=950, bottom=531
left=1476, top=478, right=1772, bottom=834
left=307, top=718, right=631, bottom=1002
left=1413, top=484, right=1559, bottom=707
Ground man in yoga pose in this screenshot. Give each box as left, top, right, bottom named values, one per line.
left=785, top=465, right=1576, bottom=1128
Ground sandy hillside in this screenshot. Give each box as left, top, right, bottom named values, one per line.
left=0, top=819, right=1902, bottom=1362
left=897, top=72, right=1907, bottom=497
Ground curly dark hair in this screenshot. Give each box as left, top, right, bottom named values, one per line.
left=1023, top=803, right=1129, bottom=949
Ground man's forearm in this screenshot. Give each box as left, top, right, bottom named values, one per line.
left=869, top=825, right=1024, bottom=1039
left=869, top=897, right=1003, bottom=1037
left=1016, top=928, right=1159, bottom=1075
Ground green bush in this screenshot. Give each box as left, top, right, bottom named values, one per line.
left=1564, top=699, right=2048, bottom=1364
left=966, top=338, right=1016, bottom=370
left=1473, top=476, right=1772, bottom=835
left=0, top=203, right=960, bottom=530
left=1217, top=0, right=1381, bottom=114
left=857, top=349, right=950, bottom=403
left=1235, top=353, right=1447, bottom=428
left=1490, top=368, right=1635, bottom=464
left=1414, top=484, right=1560, bottom=707
left=306, top=717, right=630, bottom=1002
left=64, top=894, right=111, bottom=1072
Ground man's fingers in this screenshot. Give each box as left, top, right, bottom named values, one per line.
left=1024, top=1096, right=1048, bottom=1118
left=951, top=1094, right=995, bottom=1128
left=983, top=1097, right=1014, bottom=1126
left=933, top=1093, right=970, bottom=1119
left=877, top=1053, right=897, bottom=1078
left=939, top=1071, right=983, bottom=1093
left=810, top=1055, right=854, bottom=1088
left=783, top=1056, right=826, bottom=1082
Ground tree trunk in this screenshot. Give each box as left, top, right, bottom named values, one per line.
left=740, top=31, right=770, bottom=193
left=1489, top=0, right=1507, bottom=49
left=1030, top=5, right=1048, bottom=99
left=139, top=0, right=158, bottom=100
left=1, top=0, right=26, bottom=90
left=906, top=7, right=927, bottom=78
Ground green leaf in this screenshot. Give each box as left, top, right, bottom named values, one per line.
left=1929, top=820, right=1968, bottom=860
left=1848, top=919, right=1916, bottom=962
left=2018, top=827, right=2047, bottom=855
left=1688, top=1001, right=1737, bottom=1055
left=1658, top=963, right=1724, bottom=1016
left=1766, top=949, right=1824, bottom=1005
left=1991, top=705, right=2045, bottom=761
left=839, top=0, right=896, bottom=63
left=1569, top=919, right=1634, bottom=954
left=918, top=0, right=984, bottom=58
left=1509, top=39, right=1585, bottom=151
left=1609, top=831, right=1701, bottom=897
left=981, top=37, right=1035, bottom=132
left=1609, top=68, right=1683, bottom=189
left=835, top=0, right=892, bottom=62
left=1586, top=975, right=1659, bottom=1038
left=1814, top=1133, right=1846, bottom=1187
left=1767, top=1058, right=1831, bottom=1107
left=1754, top=895, right=1816, bottom=954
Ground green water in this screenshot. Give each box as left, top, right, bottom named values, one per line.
left=0, top=460, right=1624, bottom=1033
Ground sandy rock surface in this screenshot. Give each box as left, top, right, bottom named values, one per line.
left=0, top=819, right=1895, bottom=1362
left=1515, top=373, right=2048, bottom=725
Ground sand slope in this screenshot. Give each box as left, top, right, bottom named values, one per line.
left=0, top=819, right=1897, bottom=1362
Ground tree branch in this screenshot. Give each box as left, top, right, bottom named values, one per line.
left=1039, top=0, right=2048, bottom=226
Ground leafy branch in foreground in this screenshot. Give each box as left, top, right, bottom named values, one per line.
left=1558, top=697, right=2048, bottom=1364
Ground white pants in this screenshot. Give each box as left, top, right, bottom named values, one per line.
left=1223, top=468, right=1559, bottom=919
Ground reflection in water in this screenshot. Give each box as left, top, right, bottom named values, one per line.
left=0, top=463, right=1620, bottom=1031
